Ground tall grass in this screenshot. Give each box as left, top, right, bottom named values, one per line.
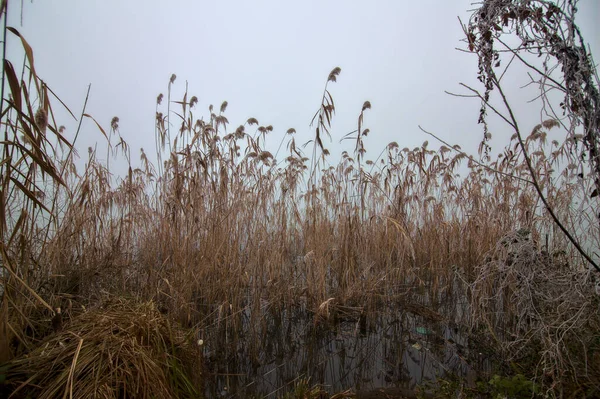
left=1, top=20, right=599, bottom=398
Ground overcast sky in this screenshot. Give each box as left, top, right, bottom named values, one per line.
left=5, top=0, right=599, bottom=173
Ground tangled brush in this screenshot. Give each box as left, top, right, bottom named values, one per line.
left=468, top=229, right=600, bottom=390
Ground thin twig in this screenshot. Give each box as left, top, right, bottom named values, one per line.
left=492, top=74, right=600, bottom=272
left=418, top=125, right=533, bottom=185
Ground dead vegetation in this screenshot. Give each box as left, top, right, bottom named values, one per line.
left=1, top=297, right=202, bottom=399
left=0, top=0, right=599, bottom=397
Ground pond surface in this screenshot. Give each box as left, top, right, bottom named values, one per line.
left=200, top=292, right=489, bottom=398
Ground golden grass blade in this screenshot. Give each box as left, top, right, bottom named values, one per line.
left=7, top=209, right=26, bottom=247
left=3, top=60, right=21, bottom=113
left=44, top=84, right=77, bottom=121
left=82, top=113, right=109, bottom=141
left=9, top=177, right=52, bottom=214
left=62, top=336, right=83, bottom=399
left=18, top=145, right=64, bottom=186
left=0, top=202, right=5, bottom=239
left=45, top=123, right=73, bottom=149
left=5, top=321, right=31, bottom=352
left=7, top=27, right=39, bottom=93
left=6, top=94, right=66, bottom=154
left=8, top=374, right=37, bottom=399
left=0, top=245, right=54, bottom=313
left=384, top=216, right=416, bottom=260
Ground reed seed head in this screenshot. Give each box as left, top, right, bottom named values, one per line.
left=35, top=108, right=48, bottom=133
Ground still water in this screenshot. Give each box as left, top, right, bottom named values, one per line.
left=199, top=294, right=486, bottom=398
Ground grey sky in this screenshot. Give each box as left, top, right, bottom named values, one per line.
left=6, top=1, right=600, bottom=171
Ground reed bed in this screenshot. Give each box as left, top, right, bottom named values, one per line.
left=1, top=10, right=599, bottom=397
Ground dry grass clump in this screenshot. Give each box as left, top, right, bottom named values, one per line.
left=2, top=297, right=202, bottom=399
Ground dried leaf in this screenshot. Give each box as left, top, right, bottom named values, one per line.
left=7, top=27, right=39, bottom=92
left=83, top=113, right=109, bottom=141
left=10, top=177, right=52, bottom=213
left=0, top=244, right=54, bottom=313
left=45, top=83, right=77, bottom=120
left=3, top=60, right=21, bottom=113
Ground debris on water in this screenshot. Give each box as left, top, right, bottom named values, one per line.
left=415, top=326, right=431, bottom=335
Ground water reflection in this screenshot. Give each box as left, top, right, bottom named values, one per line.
left=200, top=298, right=485, bottom=398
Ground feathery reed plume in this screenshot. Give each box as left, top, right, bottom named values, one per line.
left=34, top=107, right=47, bottom=133
left=110, top=116, right=119, bottom=130
left=328, top=67, right=341, bottom=82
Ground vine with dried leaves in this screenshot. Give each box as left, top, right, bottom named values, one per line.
left=462, top=0, right=600, bottom=271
